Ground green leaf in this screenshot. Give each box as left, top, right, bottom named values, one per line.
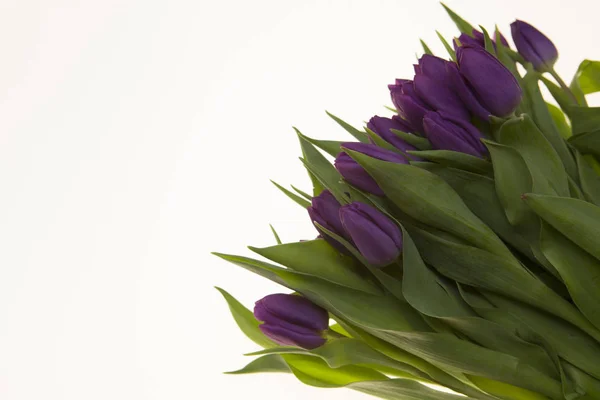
left=540, top=76, right=577, bottom=116
left=576, top=151, right=600, bottom=206
left=524, top=193, right=600, bottom=263
left=572, top=60, right=600, bottom=95
left=563, top=362, right=600, bottom=398
left=408, top=150, right=492, bottom=176
left=215, top=287, right=275, bottom=348
left=546, top=102, right=571, bottom=139
left=269, top=224, right=282, bottom=244
left=436, top=31, right=456, bottom=62
left=568, top=106, right=600, bottom=135
left=346, top=150, right=510, bottom=258
left=441, top=3, right=475, bottom=34
left=495, top=115, right=570, bottom=197
left=352, top=379, right=478, bottom=400
left=365, top=127, right=408, bottom=156
left=540, top=222, right=600, bottom=332
left=226, top=354, right=290, bottom=374
left=271, top=180, right=311, bottom=208
left=249, top=239, right=381, bottom=294
left=326, top=111, right=369, bottom=143
left=479, top=26, right=495, bottom=56
left=519, top=75, right=578, bottom=180
left=291, top=185, right=312, bottom=200
left=569, top=130, right=600, bottom=159
left=300, top=135, right=343, bottom=157
left=420, top=39, right=433, bottom=55
left=390, top=129, right=432, bottom=150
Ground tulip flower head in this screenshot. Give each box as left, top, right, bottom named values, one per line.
left=339, top=202, right=403, bottom=267
left=307, top=190, right=351, bottom=251
left=254, top=293, right=329, bottom=349
left=367, top=115, right=418, bottom=153
left=423, top=111, right=487, bottom=157
left=511, top=20, right=558, bottom=72
left=388, top=79, right=431, bottom=133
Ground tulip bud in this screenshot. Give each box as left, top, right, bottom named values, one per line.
left=254, top=293, right=329, bottom=349
left=452, top=45, right=522, bottom=118
left=307, top=189, right=351, bottom=251
left=335, top=143, right=408, bottom=196
left=367, top=115, right=418, bottom=153
left=388, top=79, right=431, bottom=133
left=413, top=55, right=470, bottom=120
left=339, top=202, right=403, bottom=267
left=423, top=111, right=487, bottom=157
left=510, top=20, right=558, bottom=72
left=457, top=29, right=509, bottom=49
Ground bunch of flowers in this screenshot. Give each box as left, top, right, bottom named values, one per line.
left=214, top=4, right=600, bottom=399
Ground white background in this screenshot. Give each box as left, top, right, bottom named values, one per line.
left=0, top=1, right=598, bottom=399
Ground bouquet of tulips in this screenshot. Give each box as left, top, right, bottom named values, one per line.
left=214, top=4, right=600, bottom=399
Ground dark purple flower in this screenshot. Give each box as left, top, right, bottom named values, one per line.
left=335, top=143, right=408, bottom=196
left=423, top=111, right=487, bottom=157
left=307, top=190, right=351, bottom=251
left=339, top=202, right=402, bottom=267
left=511, top=20, right=558, bottom=72
left=453, top=45, right=522, bottom=118
left=413, top=55, right=470, bottom=120
left=458, top=29, right=509, bottom=49
left=388, top=79, right=431, bottom=133
left=254, top=293, right=329, bottom=349
left=367, top=115, right=418, bottom=153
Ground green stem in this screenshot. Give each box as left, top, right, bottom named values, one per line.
left=549, top=68, right=579, bottom=105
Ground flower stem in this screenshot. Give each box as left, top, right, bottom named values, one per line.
left=549, top=68, right=579, bottom=105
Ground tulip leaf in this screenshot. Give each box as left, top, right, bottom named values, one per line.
left=346, top=150, right=510, bottom=258
left=572, top=59, right=600, bottom=95
left=365, top=127, right=408, bottom=156
left=390, top=129, right=432, bottom=150
left=523, top=193, right=600, bottom=263
left=374, top=330, right=563, bottom=399
left=478, top=26, right=495, bottom=56
left=271, top=180, right=311, bottom=208
left=436, top=31, right=456, bottom=62
left=325, top=111, right=369, bottom=143
left=300, top=136, right=343, bottom=158
left=546, top=102, right=571, bottom=139
left=495, top=115, right=570, bottom=197
left=568, top=106, right=600, bottom=135
left=351, top=379, right=480, bottom=400
left=563, top=363, right=600, bottom=398
left=269, top=224, right=282, bottom=244
left=247, top=338, right=431, bottom=381
left=408, top=150, right=492, bottom=176
left=539, top=222, right=600, bottom=332
left=519, top=75, right=578, bottom=180
left=576, top=151, right=600, bottom=206
left=226, top=354, right=290, bottom=374
left=291, top=185, right=312, bottom=200
left=541, top=76, right=577, bottom=116
left=568, top=130, right=600, bottom=160
left=416, top=162, right=534, bottom=260
left=441, top=3, right=475, bottom=35
left=249, top=239, right=381, bottom=294
left=420, top=39, right=433, bottom=56
left=215, top=287, right=276, bottom=349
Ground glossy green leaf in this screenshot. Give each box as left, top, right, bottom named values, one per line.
left=215, top=287, right=275, bottom=348
left=390, top=129, right=432, bottom=150
left=520, top=73, right=577, bottom=179
left=546, top=102, right=571, bottom=139
left=420, top=39, right=433, bottom=55
left=563, top=362, right=600, bottom=398
left=408, top=150, right=492, bottom=176
left=291, top=185, right=312, bottom=200
left=436, top=31, right=456, bottom=62
left=572, top=60, right=600, bottom=95
left=540, top=222, right=600, bottom=332
left=569, top=106, right=600, bottom=135
left=524, top=193, right=600, bottom=263
left=576, top=151, right=600, bottom=206
left=271, top=180, right=311, bottom=208
left=250, top=239, right=381, bottom=294
left=495, top=115, right=570, bottom=197
left=226, top=354, right=290, bottom=374
left=326, top=111, right=369, bottom=143
left=441, top=3, right=475, bottom=34
left=351, top=379, right=478, bottom=400
left=479, top=26, right=495, bottom=56
left=347, top=150, right=510, bottom=258
left=301, top=135, right=343, bottom=157
left=569, top=130, right=600, bottom=159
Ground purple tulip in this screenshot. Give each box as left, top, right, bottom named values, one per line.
left=458, top=29, right=509, bottom=49
left=413, top=55, right=470, bottom=120
left=423, top=111, right=487, bottom=157
left=511, top=20, right=558, bottom=72
left=388, top=79, right=431, bottom=133
left=254, top=293, right=329, bottom=349
left=452, top=45, right=522, bottom=118
left=367, top=115, right=418, bottom=153
left=339, top=202, right=403, bottom=267
left=335, top=143, right=408, bottom=196
left=307, top=190, right=351, bottom=251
